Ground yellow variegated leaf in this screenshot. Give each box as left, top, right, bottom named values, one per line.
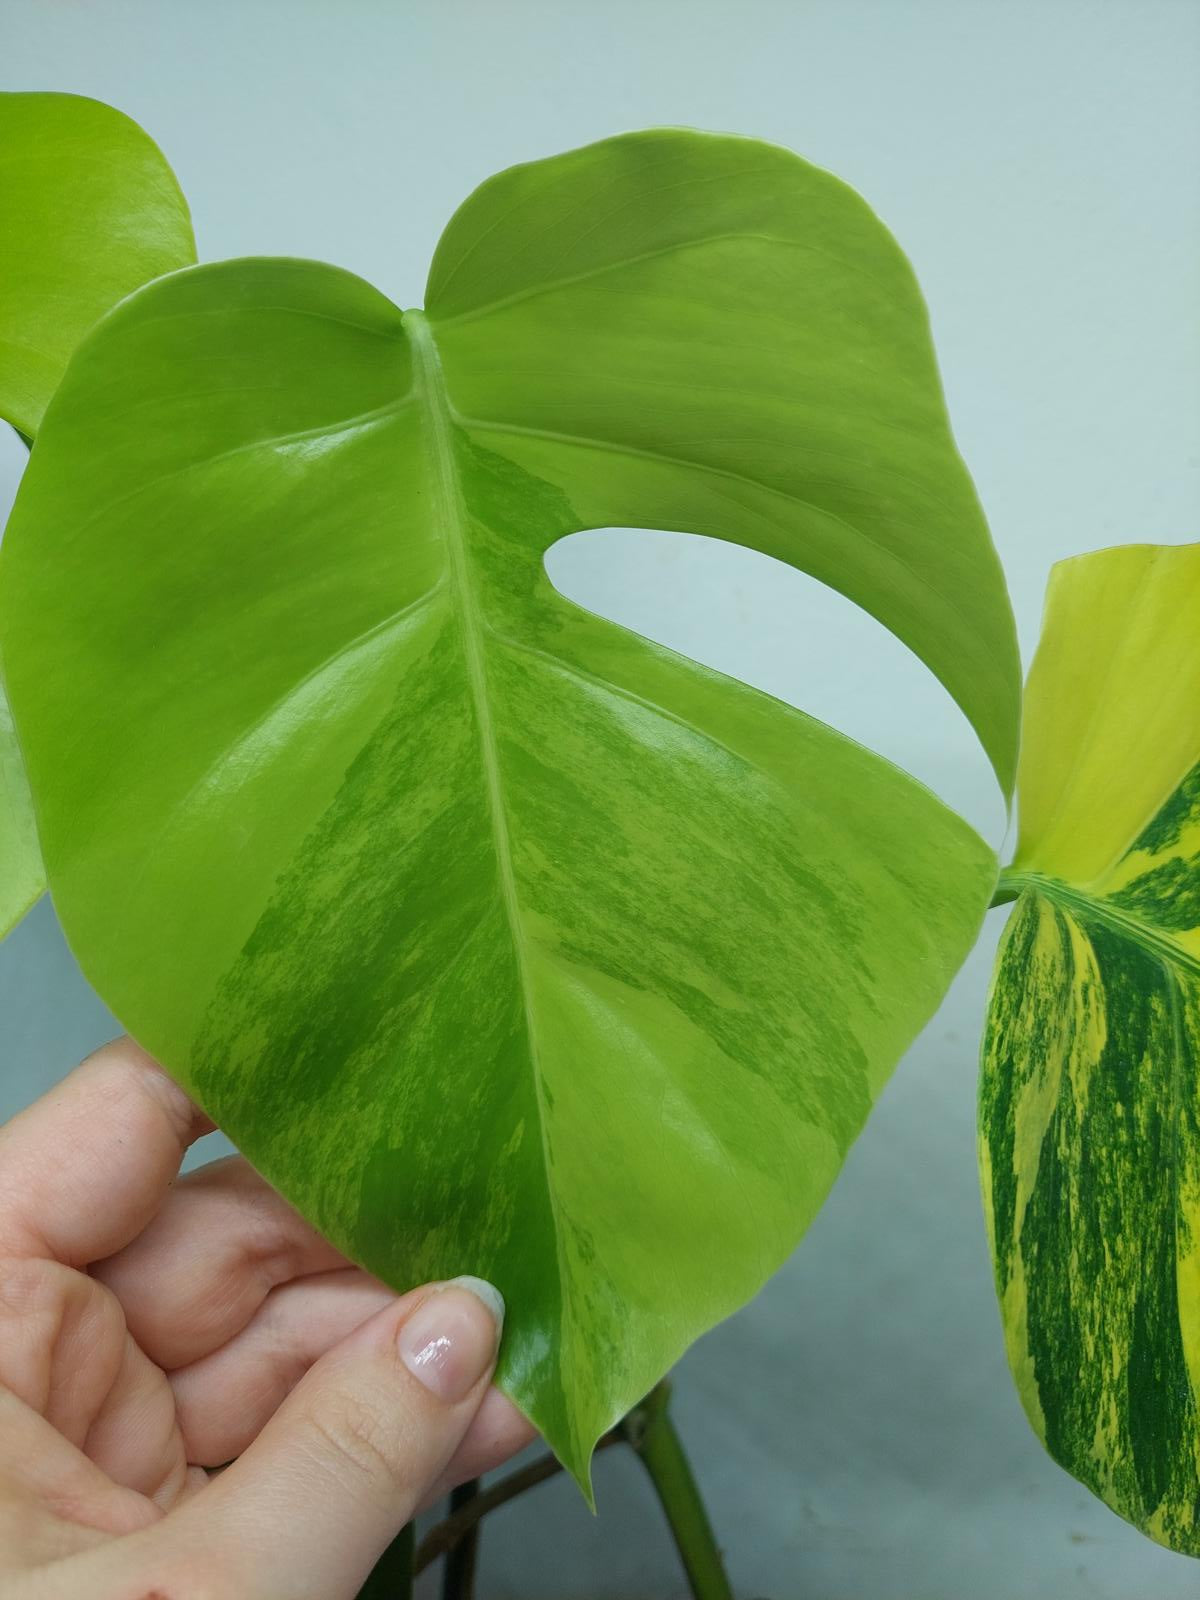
left=981, top=542, right=1200, bottom=1553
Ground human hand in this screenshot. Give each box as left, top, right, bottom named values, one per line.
left=0, top=1037, right=534, bottom=1598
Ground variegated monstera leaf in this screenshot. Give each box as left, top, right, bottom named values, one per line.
left=2, top=127, right=1021, bottom=1490
left=981, top=542, right=1200, bottom=1552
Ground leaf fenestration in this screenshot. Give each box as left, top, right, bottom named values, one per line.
left=0, top=133, right=1010, bottom=1485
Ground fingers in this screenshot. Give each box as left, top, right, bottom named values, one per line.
left=168, top=1267, right=535, bottom=1484
left=424, top=1385, right=538, bottom=1507
left=170, top=1268, right=396, bottom=1463
left=94, top=1156, right=348, bottom=1370
left=0, top=1387, right=158, bottom=1567
left=0, top=1257, right=188, bottom=1507
left=80, top=1326, right=190, bottom=1507
left=95, top=1150, right=532, bottom=1487
left=160, top=1279, right=505, bottom=1600
left=0, top=1257, right=120, bottom=1447
left=0, top=1038, right=210, bottom=1266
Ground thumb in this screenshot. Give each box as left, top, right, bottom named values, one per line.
left=171, top=1276, right=503, bottom=1599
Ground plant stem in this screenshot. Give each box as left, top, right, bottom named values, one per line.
left=989, top=866, right=1022, bottom=909
left=411, top=1384, right=733, bottom=1600
left=621, top=1383, right=735, bottom=1600
left=356, top=1521, right=415, bottom=1600
left=440, top=1480, right=481, bottom=1600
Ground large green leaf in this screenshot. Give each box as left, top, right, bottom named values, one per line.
left=980, top=543, right=1200, bottom=1553
left=0, top=91, right=196, bottom=937
left=0, top=130, right=1012, bottom=1488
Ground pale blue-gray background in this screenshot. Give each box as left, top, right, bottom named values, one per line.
left=1, top=1, right=1198, bottom=1595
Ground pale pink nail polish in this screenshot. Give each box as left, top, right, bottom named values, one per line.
left=398, top=1276, right=504, bottom=1402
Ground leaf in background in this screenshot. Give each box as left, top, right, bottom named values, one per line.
left=0, top=685, right=40, bottom=932
left=980, top=543, right=1200, bottom=1553
left=0, top=674, right=39, bottom=937
left=0, top=91, right=196, bottom=436
left=0, top=91, right=197, bottom=937
left=0, top=131, right=1013, bottom=1488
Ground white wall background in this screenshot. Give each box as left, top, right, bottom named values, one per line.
left=1, top=1, right=1198, bottom=1595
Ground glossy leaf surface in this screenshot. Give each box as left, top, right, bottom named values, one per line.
left=0, top=131, right=1010, bottom=1487
left=0, top=91, right=196, bottom=437
left=981, top=543, right=1200, bottom=1552
left=0, top=91, right=196, bottom=937
left=427, top=130, right=1020, bottom=794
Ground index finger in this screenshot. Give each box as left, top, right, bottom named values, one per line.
left=0, top=1037, right=212, bottom=1265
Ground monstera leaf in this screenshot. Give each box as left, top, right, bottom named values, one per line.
left=0, top=129, right=1018, bottom=1487
left=981, top=542, right=1200, bottom=1552
left=0, top=91, right=196, bottom=936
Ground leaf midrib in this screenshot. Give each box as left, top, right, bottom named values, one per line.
left=405, top=309, right=570, bottom=1395
left=429, top=226, right=889, bottom=331
left=998, top=867, right=1200, bottom=981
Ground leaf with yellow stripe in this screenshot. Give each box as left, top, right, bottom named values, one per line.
left=980, top=541, right=1200, bottom=1553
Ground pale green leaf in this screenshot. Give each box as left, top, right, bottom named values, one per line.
left=428, top=129, right=1021, bottom=795
left=0, top=91, right=196, bottom=436
left=0, top=678, right=40, bottom=932
left=0, top=91, right=197, bottom=937
left=981, top=542, right=1200, bottom=1553
left=0, top=132, right=1009, bottom=1488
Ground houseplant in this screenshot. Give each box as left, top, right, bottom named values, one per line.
left=0, top=91, right=1196, bottom=1595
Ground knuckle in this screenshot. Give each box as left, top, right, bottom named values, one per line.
left=224, top=1170, right=319, bottom=1291
left=0, top=1256, right=91, bottom=1331
left=299, top=1390, right=409, bottom=1504
left=0, top=1256, right=62, bottom=1315
left=0, top=1257, right=124, bottom=1408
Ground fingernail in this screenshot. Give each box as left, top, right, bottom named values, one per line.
left=398, top=1276, right=505, bottom=1402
